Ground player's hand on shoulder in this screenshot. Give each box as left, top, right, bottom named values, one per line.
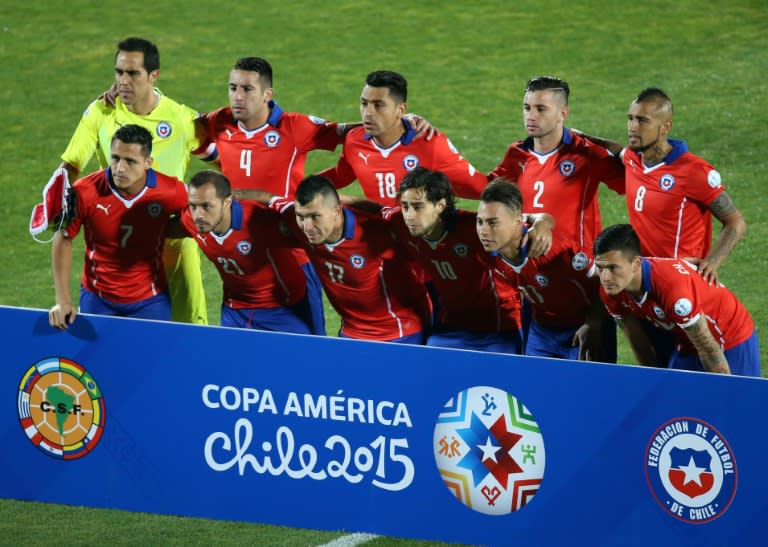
left=684, top=256, right=719, bottom=286
left=406, top=113, right=438, bottom=141
left=523, top=227, right=551, bottom=258
left=98, top=83, right=118, bottom=108
left=523, top=213, right=554, bottom=257
left=49, top=303, right=76, bottom=330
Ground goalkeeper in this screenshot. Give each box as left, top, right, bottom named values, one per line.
left=47, top=37, right=216, bottom=324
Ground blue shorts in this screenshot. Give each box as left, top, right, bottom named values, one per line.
left=525, top=321, right=580, bottom=360
left=220, top=299, right=312, bottom=335
left=79, top=287, right=171, bottom=321
left=427, top=329, right=523, bottom=354
left=301, top=262, right=326, bottom=336
left=339, top=331, right=425, bottom=345
left=670, top=331, right=761, bottom=377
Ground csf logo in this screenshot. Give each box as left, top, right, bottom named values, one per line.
left=17, top=357, right=106, bottom=460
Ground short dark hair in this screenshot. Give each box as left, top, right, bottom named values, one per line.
left=365, top=70, right=407, bottom=103
left=593, top=224, right=641, bottom=259
left=480, top=178, right=522, bottom=214
left=233, top=57, right=273, bottom=88
left=526, top=76, right=570, bottom=105
left=189, top=170, right=231, bottom=199
left=398, top=167, right=456, bottom=224
left=112, top=124, right=152, bottom=157
left=116, top=37, right=159, bottom=73
left=634, top=87, right=674, bottom=113
left=296, top=175, right=340, bottom=207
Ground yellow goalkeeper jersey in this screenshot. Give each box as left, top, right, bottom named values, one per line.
left=61, top=89, right=215, bottom=181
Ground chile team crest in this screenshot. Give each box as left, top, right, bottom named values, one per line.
left=17, top=357, right=106, bottom=460
left=236, top=241, right=253, bottom=255
left=559, top=160, right=575, bottom=177
left=156, top=121, right=172, bottom=139
left=402, top=155, right=420, bottom=171
left=645, top=417, right=737, bottom=523
left=660, top=174, right=676, bottom=191
left=433, top=386, right=545, bottom=515
left=264, top=131, right=281, bottom=148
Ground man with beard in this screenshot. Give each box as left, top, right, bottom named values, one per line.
left=171, top=170, right=312, bottom=333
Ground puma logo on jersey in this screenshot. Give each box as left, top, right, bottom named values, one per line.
left=196, top=234, right=208, bottom=246
left=225, top=129, right=234, bottom=140
left=358, top=152, right=370, bottom=165
left=518, top=162, right=526, bottom=172
left=96, top=204, right=111, bottom=215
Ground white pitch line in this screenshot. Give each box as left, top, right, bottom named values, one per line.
left=317, top=532, right=379, bottom=547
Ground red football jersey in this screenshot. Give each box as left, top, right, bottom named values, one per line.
left=180, top=200, right=305, bottom=309
left=271, top=200, right=428, bottom=341
left=383, top=208, right=521, bottom=332
left=199, top=102, right=344, bottom=197
left=623, top=140, right=724, bottom=259
left=65, top=168, right=188, bottom=303
left=490, top=128, right=625, bottom=249
left=492, top=232, right=599, bottom=328
left=321, top=122, right=488, bottom=206
left=601, top=257, right=754, bottom=353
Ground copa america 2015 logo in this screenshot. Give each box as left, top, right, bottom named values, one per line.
left=433, top=386, right=545, bottom=515
left=17, top=357, right=106, bottom=460
left=645, top=417, right=737, bottom=524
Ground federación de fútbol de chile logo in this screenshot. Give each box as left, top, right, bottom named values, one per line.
left=17, top=357, right=106, bottom=460
left=645, top=417, right=737, bottom=523
left=433, top=386, right=545, bottom=515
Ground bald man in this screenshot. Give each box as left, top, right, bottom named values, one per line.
left=581, top=87, right=746, bottom=286
left=579, top=87, right=747, bottom=368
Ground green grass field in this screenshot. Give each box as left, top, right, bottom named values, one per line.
left=1, top=0, right=766, bottom=543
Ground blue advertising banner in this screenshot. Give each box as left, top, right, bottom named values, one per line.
left=1, top=305, right=766, bottom=546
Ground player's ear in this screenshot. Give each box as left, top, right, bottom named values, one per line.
left=148, top=69, right=159, bottom=85
left=661, top=118, right=672, bottom=136
left=436, top=198, right=447, bottom=212
left=397, top=101, right=407, bottom=118
left=264, top=86, right=274, bottom=103
left=145, top=156, right=154, bottom=169
left=560, top=104, right=569, bottom=122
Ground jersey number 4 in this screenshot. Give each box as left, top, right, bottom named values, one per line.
left=240, top=150, right=253, bottom=177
